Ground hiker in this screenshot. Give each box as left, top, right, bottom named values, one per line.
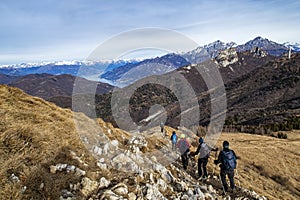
left=190, top=137, right=218, bottom=179
left=214, top=141, right=237, bottom=192
left=160, top=122, right=164, bottom=133
left=170, top=131, right=178, bottom=151
left=177, top=134, right=191, bottom=170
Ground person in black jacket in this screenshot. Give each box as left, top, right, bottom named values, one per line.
left=214, top=141, right=237, bottom=192
left=191, top=137, right=218, bottom=179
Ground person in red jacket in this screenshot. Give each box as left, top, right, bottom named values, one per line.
left=177, top=134, right=191, bottom=170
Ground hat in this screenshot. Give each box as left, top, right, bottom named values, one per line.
left=199, top=137, right=204, bottom=143
left=180, top=134, right=186, bottom=138
left=223, top=141, right=229, bottom=148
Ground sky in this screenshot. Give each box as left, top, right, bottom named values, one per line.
left=0, top=0, right=300, bottom=65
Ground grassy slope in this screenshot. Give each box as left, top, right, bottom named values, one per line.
left=1, top=84, right=299, bottom=199
left=0, top=85, right=99, bottom=199
left=205, top=132, right=300, bottom=200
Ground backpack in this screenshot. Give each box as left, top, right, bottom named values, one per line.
left=199, top=143, right=210, bottom=158
left=222, top=150, right=236, bottom=170
left=171, top=134, right=177, bottom=143
left=178, top=139, right=189, bottom=154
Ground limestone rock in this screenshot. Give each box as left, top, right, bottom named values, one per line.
left=112, top=183, right=128, bottom=196
left=99, top=177, right=110, bottom=189
left=100, top=190, right=123, bottom=200
left=81, top=177, right=99, bottom=197
left=128, top=192, right=136, bottom=200
left=111, top=153, right=139, bottom=172
left=215, top=48, right=238, bottom=68
left=75, top=168, right=86, bottom=176
left=156, top=178, right=167, bottom=192
left=50, top=165, right=57, bottom=174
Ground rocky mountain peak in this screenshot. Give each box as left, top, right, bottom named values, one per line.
left=215, top=48, right=239, bottom=68
left=236, top=36, right=288, bottom=56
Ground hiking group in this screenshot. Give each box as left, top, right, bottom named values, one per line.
left=171, top=132, right=237, bottom=193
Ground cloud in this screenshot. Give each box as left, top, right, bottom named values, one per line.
left=0, top=0, right=299, bottom=64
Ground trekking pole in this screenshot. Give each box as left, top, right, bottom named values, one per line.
left=219, top=173, right=226, bottom=195
left=235, top=169, right=241, bottom=188
left=212, top=149, right=218, bottom=175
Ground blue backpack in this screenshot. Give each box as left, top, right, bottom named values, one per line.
left=222, top=150, right=236, bottom=170
left=171, top=134, right=177, bottom=143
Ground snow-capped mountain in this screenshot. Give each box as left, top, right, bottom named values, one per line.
left=182, top=40, right=237, bottom=64
left=100, top=53, right=190, bottom=87
left=1, top=36, right=298, bottom=87
left=236, top=36, right=288, bottom=56
left=283, top=42, right=300, bottom=52
left=0, top=59, right=139, bottom=81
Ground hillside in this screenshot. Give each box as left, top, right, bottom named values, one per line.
left=96, top=49, right=300, bottom=131
left=208, top=132, right=300, bottom=200
left=7, top=73, right=115, bottom=106
left=0, top=84, right=277, bottom=199
left=0, top=73, right=19, bottom=84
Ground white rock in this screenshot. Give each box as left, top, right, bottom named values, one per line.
left=70, top=182, right=80, bottom=191
left=93, top=146, right=102, bottom=155
left=66, top=165, right=76, bottom=173
left=111, top=140, right=118, bottom=147
left=97, top=162, right=107, bottom=170
left=153, top=164, right=174, bottom=183
left=81, top=177, right=99, bottom=197
left=50, top=165, right=57, bottom=174
left=103, top=143, right=109, bottom=154
left=21, top=186, right=27, bottom=193
left=60, top=190, right=73, bottom=199
left=75, top=168, right=86, bottom=176
left=199, top=185, right=207, bottom=192
left=99, top=177, right=110, bottom=188
left=223, top=195, right=231, bottom=200
left=39, top=183, right=44, bottom=190
left=144, top=183, right=167, bottom=200
left=111, top=153, right=139, bottom=172
left=56, top=163, right=68, bottom=171
left=128, top=135, right=147, bottom=148
left=9, top=174, right=20, bottom=183
left=149, top=173, right=154, bottom=184
left=187, top=189, right=194, bottom=196
left=99, top=158, right=105, bottom=163
left=128, top=192, right=136, bottom=200
left=181, top=194, right=189, bottom=200
left=156, top=178, right=167, bottom=192
left=204, top=192, right=213, bottom=200
left=150, top=156, right=157, bottom=162
left=100, top=190, right=122, bottom=200
left=194, top=187, right=204, bottom=198
left=112, top=183, right=128, bottom=196
left=208, top=185, right=215, bottom=193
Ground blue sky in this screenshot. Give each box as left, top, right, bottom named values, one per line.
left=0, top=0, right=299, bottom=64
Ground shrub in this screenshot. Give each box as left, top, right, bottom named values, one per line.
left=271, top=175, right=289, bottom=186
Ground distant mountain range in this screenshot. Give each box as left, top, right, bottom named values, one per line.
left=92, top=51, right=300, bottom=131
left=1, top=36, right=299, bottom=88
left=5, top=73, right=115, bottom=108
left=1, top=45, right=299, bottom=130
left=100, top=53, right=190, bottom=87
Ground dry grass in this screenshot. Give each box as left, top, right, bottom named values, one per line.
left=204, top=131, right=300, bottom=200
left=1, top=84, right=299, bottom=199
left=0, top=85, right=100, bottom=199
